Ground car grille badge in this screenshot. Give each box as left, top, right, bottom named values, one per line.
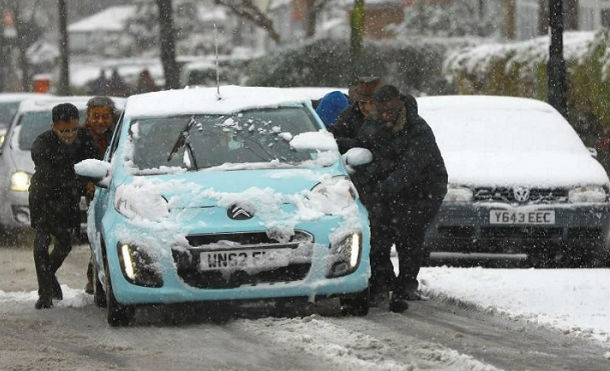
left=513, top=187, right=530, bottom=203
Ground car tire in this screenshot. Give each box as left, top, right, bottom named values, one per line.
left=105, top=261, right=135, bottom=327
left=340, top=288, right=369, bottom=316
left=93, top=260, right=106, bottom=308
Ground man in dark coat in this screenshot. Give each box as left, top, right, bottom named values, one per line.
left=329, top=76, right=380, bottom=152
left=79, top=96, right=119, bottom=294
left=29, top=103, right=98, bottom=309
left=349, top=85, right=447, bottom=313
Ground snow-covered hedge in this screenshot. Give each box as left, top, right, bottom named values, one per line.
left=444, top=29, right=610, bottom=142
left=245, top=37, right=472, bottom=95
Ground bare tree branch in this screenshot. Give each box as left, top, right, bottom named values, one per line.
left=214, top=0, right=281, bottom=43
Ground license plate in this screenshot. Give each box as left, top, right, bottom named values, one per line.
left=489, top=210, right=555, bottom=225
left=199, top=248, right=291, bottom=271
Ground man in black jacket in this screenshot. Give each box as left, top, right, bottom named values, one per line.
left=29, top=103, right=97, bottom=309
left=350, top=85, right=447, bottom=313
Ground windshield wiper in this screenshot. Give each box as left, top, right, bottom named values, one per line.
left=167, top=116, right=199, bottom=170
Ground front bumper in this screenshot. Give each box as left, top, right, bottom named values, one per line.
left=0, top=190, right=31, bottom=230
left=97, top=206, right=371, bottom=305
left=425, top=202, right=610, bottom=258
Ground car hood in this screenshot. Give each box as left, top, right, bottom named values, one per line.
left=127, top=166, right=345, bottom=209
left=444, top=151, right=610, bottom=188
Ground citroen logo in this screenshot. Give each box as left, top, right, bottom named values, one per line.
left=513, top=187, right=530, bottom=203
left=228, top=204, right=253, bottom=220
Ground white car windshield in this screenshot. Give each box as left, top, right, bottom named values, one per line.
left=422, top=106, right=588, bottom=154
left=129, top=107, right=322, bottom=170
left=13, top=110, right=85, bottom=151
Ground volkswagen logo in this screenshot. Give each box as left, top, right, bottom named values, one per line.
left=513, top=187, right=530, bottom=203
left=227, top=204, right=254, bottom=220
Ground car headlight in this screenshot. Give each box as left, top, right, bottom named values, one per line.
left=309, top=175, right=358, bottom=212
left=118, top=243, right=163, bottom=287
left=10, top=171, right=31, bottom=192
left=0, top=134, right=5, bottom=146
left=443, top=185, right=473, bottom=202
left=568, top=185, right=608, bottom=203
left=114, top=186, right=169, bottom=221
left=327, top=231, right=361, bottom=278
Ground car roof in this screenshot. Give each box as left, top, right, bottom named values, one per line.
left=417, top=95, right=556, bottom=112
left=17, top=96, right=127, bottom=113
left=0, top=93, right=51, bottom=103
left=124, top=85, right=317, bottom=118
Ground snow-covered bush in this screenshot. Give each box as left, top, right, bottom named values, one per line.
left=245, top=37, right=471, bottom=95
left=444, top=29, right=610, bottom=145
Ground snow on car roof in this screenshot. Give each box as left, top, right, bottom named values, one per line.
left=417, top=95, right=556, bottom=112
left=18, top=96, right=127, bottom=113
left=124, top=86, right=322, bottom=118
left=0, top=93, right=50, bottom=103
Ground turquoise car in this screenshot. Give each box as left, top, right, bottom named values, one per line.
left=77, top=86, right=371, bottom=326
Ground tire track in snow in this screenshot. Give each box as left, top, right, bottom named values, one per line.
left=235, top=314, right=501, bottom=371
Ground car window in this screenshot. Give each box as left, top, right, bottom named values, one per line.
left=107, top=111, right=125, bottom=161
left=13, top=110, right=86, bottom=151
left=128, top=107, right=320, bottom=171
left=0, top=101, right=20, bottom=127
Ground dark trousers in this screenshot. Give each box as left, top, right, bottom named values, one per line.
left=33, top=227, right=72, bottom=299
left=369, top=211, right=432, bottom=297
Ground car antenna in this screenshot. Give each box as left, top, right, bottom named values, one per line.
left=214, top=23, right=221, bottom=101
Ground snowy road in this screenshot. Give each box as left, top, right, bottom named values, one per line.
left=1, top=245, right=608, bottom=371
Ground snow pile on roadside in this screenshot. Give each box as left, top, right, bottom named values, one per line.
left=418, top=267, right=610, bottom=344
left=0, top=286, right=92, bottom=309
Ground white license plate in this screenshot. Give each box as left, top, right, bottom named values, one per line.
left=489, top=210, right=555, bottom=225
left=199, top=248, right=291, bottom=271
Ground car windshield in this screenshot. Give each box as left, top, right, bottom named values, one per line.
left=421, top=106, right=588, bottom=154
left=129, top=107, right=322, bottom=171
left=0, top=101, right=20, bottom=126
left=14, top=110, right=85, bottom=151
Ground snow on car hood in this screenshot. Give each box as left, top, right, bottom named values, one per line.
left=445, top=151, right=609, bottom=188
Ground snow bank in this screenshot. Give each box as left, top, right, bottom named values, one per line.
left=417, top=267, right=610, bottom=345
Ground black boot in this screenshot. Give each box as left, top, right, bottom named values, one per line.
left=389, top=294, right=409, bottom=313
left=35, top=296, right=53, bottom=310
left=52, top=275, right=63, bottom=300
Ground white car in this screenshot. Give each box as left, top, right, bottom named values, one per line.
left=0, top=93, right=50, bottom=145
left=419, top=95, right=610, bottom=267
left=0, top=96, right=125, bottom=233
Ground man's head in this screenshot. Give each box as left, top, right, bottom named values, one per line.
left=349, top=76, right=380, bottom=119
left=86, top=96, right=116, bottom=136
left=51, top=103, right=79, bottom=145
left=373, top=85, right=403, bottom=126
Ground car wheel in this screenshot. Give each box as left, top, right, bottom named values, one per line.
left=105, top=261, right=135, bottom=327
left=340, top=288, right=369, bottom=316
left=93, top=260, right=106, bottom=308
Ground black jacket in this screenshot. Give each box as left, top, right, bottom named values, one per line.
left=29, top=130, right=98, bottom=231
left=328, top=102, right=366, bottom=153
left=351, top=95, right=448, bottom=226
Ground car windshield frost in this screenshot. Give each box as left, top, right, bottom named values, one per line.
left=129, top=107, right=323, bottom=171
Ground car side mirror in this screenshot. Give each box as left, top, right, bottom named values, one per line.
left=588, top=147, right=598, bottom=158
left=75, top=159, right=111, bottom=189
left=342, top=147, right=373, bottom=167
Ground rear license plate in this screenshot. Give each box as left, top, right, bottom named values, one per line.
left=489, top=210, right=555, bottom=225
left=199, top=248, right=291, bottom=271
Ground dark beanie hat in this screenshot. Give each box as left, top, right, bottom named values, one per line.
left=52, top=103, right=79, bottom=124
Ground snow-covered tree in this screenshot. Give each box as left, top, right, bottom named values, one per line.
left=395, top=0, right=496, bottom=38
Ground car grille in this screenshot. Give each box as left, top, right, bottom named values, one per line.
left=473, top=187, right=568, bottom=204
left=479, top=226, right=563, bottom=239
left=567, top=227, right=602, bottom=240
left=174, top=231, right=314, bottom=289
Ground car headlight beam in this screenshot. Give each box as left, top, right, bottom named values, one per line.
left=120, top=244, right=136, bottom=280
left=117, top=243, right=163, bottom=287
left=327, top=231, right=362, bottom=278
left=10, top=171, right=31, bottom=192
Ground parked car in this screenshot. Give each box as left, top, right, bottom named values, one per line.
left=420, top=96, right=610, bottom=267
left=0, top=96, right=125, bottom=234
left=77, top=86, right=371, bottom=326
left=0, top=93, right=50, bottom=145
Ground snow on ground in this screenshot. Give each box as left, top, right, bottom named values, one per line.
left=0, top=285, right=92, bottom=309
left=415, top=266, right=610, bottom=344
